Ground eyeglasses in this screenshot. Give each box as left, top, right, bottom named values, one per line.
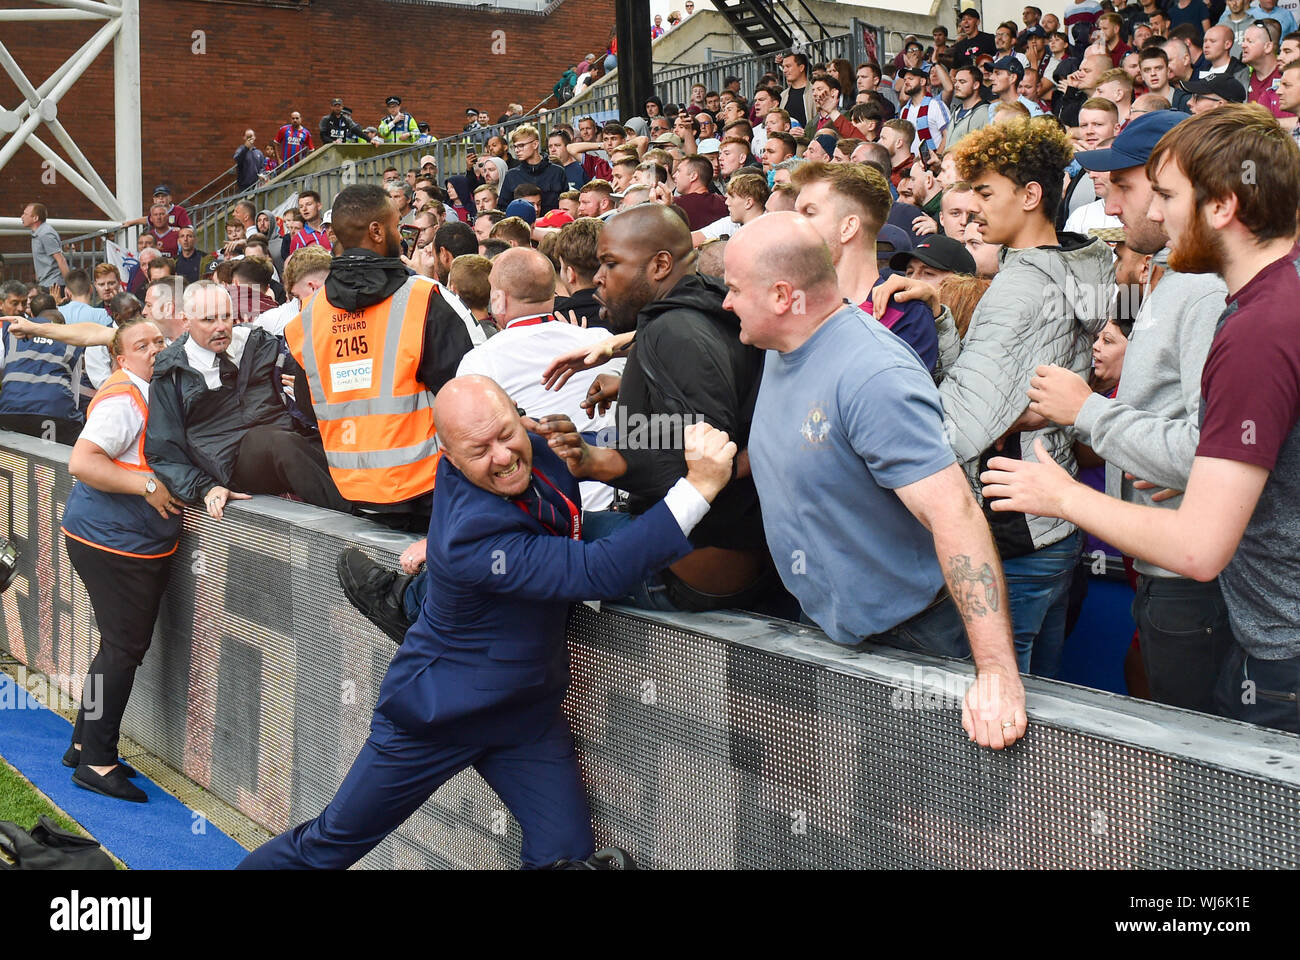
left=511, top=139, right=538, bottom=150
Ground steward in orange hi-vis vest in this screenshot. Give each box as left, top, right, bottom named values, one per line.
left=284, top=262, right=482, bottom=507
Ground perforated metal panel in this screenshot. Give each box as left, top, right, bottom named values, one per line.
left=0, top=432, right=1297, bottom=870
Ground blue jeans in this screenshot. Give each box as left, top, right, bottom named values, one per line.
left=581, top=509, right=775, bottom=613
left=867, top=592, right=971, bottom=660
left=581, top=509, right=688, bottom=611
left=1001, top=530, right=1082, bottom=678
left=1213, top=641, right=1300, bottom=735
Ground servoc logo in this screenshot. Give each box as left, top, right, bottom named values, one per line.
left=49, top=891, right=151, bottom=941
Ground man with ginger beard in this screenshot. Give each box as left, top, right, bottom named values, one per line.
left=537, top=203, right=772, bottom=613
left=981, top=104, right=1300, bottom=733
left=240, top=376, right=741, bottom=868
left=1013, top=111, right=1232, bottom=713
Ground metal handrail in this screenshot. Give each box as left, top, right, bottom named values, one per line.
left=793, top=0, right=831, bottom=41
left=653, top=31, right=853, bottom=106
left=178, top=92, right=622, bottom=251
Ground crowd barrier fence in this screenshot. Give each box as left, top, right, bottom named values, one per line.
left=0, top=430, right=1296, bottom=869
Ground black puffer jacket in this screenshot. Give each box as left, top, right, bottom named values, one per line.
left=144, top=326, right=293, bottom=504
left=613, top=273, right=766, bottom=552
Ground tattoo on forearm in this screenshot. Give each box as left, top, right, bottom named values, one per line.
left=946, top=555, right=999, bottom=619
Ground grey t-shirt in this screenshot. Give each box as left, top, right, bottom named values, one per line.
left=748, top=303, right=956, bottom=644
left=31, top=222, right=62, bottom=287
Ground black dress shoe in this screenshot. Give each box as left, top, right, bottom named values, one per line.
left=336, top=548, right=413, bottom=644
left=63, top=745, right=137, bottom=777
left=71, top=764, right=147, bottom=803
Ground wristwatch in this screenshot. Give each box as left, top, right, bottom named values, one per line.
left=144, top=478, right=157, bottom=496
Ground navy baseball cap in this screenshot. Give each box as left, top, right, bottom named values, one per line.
left=876, top=224, right=912, bottom=261
left=1178, top=74, right=1247, bottom=103
left=991, top=56, right=1025, bottom=79
left=889, top=234, right=977, bottom=275
left=1075, top=110, right=1188, bottom=171
left=504, top=198, right=538, bottom=225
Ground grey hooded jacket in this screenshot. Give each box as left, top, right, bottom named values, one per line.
left=1073, top=254, right=1227, bottom=577
left=939, top=232, right=1114, bottom=557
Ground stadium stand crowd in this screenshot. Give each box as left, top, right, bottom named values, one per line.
left=7, top=0, right=1300, bottom=867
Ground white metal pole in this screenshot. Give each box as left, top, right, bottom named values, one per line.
left=113, top=0, right=141, bottom=222
left=0, top=9, right=108, bottom=20
left=45, top=120, right=126, bottom=218
left=0, top=19, right=121, bottom=136
left=25, top=135, right=119, bottom=215
left=0, top=109, right=43, bottom=172
left=38, top=0, right=118, bottom=15
left=0, top=218, right=125, bottom=235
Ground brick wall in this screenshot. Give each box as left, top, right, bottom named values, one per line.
left=0, top=0, right=615, bottom=228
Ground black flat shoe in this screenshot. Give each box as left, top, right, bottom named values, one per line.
left=63, top=745, right=137, bottom=777
left=71, top=764, right=147, bottom=803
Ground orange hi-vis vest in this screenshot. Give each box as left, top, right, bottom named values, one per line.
left=92, top=369, right=152, bottom=472
left=284, top=278, right=440, bottom=504
left=61, top=368, right=182, bottom=558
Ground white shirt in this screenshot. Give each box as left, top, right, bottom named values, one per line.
left=86, top=346, right=113, bottom=388
left=698, top=215, right=743, bottom=241
left=184, top=324, right=252, bottom=390
left=60, top=300, right=114, bottom=386
left=1064, top=197, right=1123, bottom=235
left=456, top=315, right=625, bottom=510
left=900, top=95, right=950, bottom=153
left=663, top=477, right=710, bottom=535
left=79, top=369, right=150, bottom=466
left=749, top=127, right=767, bottom=156
left=416, top=276, right=487, bottom=347
left=254, top=297, right=300, bottom=337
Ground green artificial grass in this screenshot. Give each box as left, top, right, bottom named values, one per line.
left=0, top=753, right=82, bottom=835
left=0, top=754, right=125, bottom=868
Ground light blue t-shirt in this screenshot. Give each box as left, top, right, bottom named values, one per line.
left=1248, top=2, right=1296, bottom=35
left=59, top=301, right=112, bottom=326
left=749, top=304, right=956, bottom=645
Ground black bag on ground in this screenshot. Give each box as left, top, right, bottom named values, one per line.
left=0, top=816, right=115, bottom=870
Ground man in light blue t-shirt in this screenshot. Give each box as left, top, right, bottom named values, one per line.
left=725, top=212, right=1025, bottom=750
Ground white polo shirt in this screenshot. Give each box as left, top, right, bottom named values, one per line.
left=456, top=313, right=625, bottom=510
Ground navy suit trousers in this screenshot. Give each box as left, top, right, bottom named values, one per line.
left=237, top=709, right=593, bottom=869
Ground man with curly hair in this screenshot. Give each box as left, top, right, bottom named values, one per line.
left=891, top=117, right=1115, bottom=679
left=982, top=105, right=1300, bottom=734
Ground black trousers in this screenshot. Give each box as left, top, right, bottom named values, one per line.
left=66, top=537, right=173, bottom=766
left=0, top=414, right=82, bottom=446
left=1134, top=574, right=1235, bottom=714
left=231, top=424, right=351, bottom=514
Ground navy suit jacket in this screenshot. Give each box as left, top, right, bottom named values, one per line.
left=375, top=434, right=693, bottom=745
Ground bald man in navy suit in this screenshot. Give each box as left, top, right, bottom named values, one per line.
left=240, top=375, right=737, bottom=869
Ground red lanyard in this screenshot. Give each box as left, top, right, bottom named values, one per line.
left=504, top=313, right=555, bottom=330
left=515, top=467, right=582, bottom=540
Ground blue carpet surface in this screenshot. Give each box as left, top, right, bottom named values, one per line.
left=0, top=672, right=247, bottom=869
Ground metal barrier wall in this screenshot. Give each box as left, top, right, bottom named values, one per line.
left=0, top=430, right=1297, bottom=869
